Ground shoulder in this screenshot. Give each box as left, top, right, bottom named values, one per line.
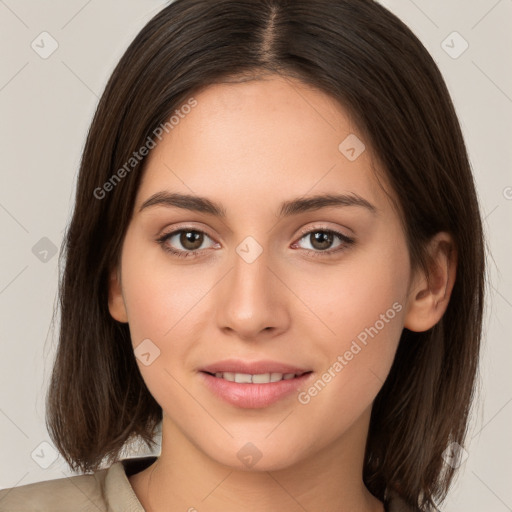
left=0, top=466, right=110, bottom=512
left=0, top=457, right=155, bottom=512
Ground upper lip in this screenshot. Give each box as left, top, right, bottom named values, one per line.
left=200, top=359, right=311, bottom=375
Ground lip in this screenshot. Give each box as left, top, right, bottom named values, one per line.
left=198, top=359, right=314, bottom=409
left=200, top=359, right=311, bottom=375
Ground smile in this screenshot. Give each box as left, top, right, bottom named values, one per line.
left=205, top=371, right=307, bottom=383
left=199, top=370, right=314, bottom=408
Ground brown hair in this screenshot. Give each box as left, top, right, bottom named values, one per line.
left=45, top=0, right=486, bottom=509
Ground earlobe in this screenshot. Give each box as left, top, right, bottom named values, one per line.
left=108, top=267, right=128, bottom=323
left=403, top=232, right=457, bottom=333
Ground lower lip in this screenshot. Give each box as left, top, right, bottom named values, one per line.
left=199, top=371, right=313, bottom=409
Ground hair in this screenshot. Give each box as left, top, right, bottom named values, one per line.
left=45, top=0, right=485, bottom=510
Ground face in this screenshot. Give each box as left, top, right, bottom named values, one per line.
left=109, top=75, right=416, bottom=471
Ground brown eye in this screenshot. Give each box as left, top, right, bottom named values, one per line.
left=178, top=230, right=204, bottom=250
left=293, top=228, right=355, bottom=258
left=157, top=228, right=218, bottom=258
left=308, top=231, right=335, bottom=251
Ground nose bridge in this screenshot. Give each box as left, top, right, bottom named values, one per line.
left=236, top=246, right=268, bottom=294
left=216, top=236, right=286, bottom=336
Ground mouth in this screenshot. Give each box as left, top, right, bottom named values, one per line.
left=198, top=363, right=314, bottom=408
left=201, top=370, right=312, bottom=383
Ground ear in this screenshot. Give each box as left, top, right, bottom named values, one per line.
left=403, top=232, right=457, bottom=332
left=108, top=266, right=128, bottom=323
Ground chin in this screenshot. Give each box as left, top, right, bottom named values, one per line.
left=196, top=434, right=310, bottom=473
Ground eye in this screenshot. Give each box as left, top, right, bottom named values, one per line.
left=292, top=227, right=355, bottom=258
left=156, top=228, right=218, bottom=258
left=156, top=226, right=355, bottom=259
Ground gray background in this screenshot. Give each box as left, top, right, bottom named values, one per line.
left=0, top=1, right=511, bottom=510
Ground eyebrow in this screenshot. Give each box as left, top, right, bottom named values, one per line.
left=138, top=191, right=377, bottom=217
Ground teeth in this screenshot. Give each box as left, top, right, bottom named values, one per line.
left=212, top=372, right=300, bottom=383
left=253, top=373, right=272, bottom=383
left=235, top=373, right=252, bottom=383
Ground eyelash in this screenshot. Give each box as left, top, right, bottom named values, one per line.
left=156, top=226, right=355, bottom=259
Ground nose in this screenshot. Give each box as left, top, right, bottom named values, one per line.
left=215, top=246, right=290, bottom=341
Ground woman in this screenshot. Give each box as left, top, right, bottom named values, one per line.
left=0, top=0, right=485, bottom=510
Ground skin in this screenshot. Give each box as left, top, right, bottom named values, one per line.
left=108, top=74, right=456, bottom=512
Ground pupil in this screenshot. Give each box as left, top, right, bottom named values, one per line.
left=181, top=231, right=202, bottom=250
left=312, top=231, right=332, bottom=250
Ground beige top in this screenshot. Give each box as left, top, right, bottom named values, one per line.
left=0, top=456, right=416, bottom=511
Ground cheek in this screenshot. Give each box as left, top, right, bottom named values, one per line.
left=119, top=253, right=207, bottom=411
left=293, top=234, right=409, bottom=341
left=120, top=234, right=211, bottom=343
left=119, top=240, right=219, bottom=404
left=293, top=238, right=409, bottom=401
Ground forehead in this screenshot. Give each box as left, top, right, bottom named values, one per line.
left=136, top=76, right=390, bottom=214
